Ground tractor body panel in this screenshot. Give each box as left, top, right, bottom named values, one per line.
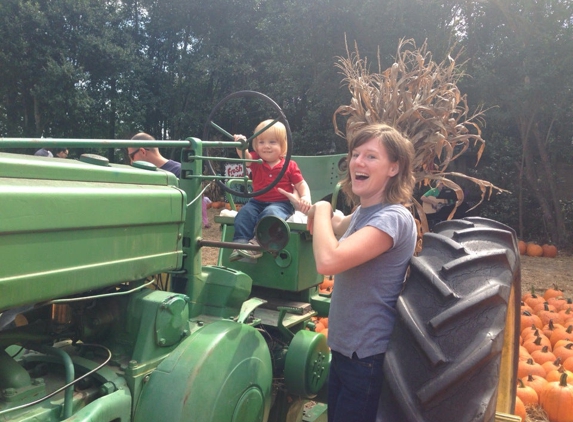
left=0, top=152, right=185, bottom=311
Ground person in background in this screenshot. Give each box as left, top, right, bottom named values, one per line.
left=54, top=148, right=69, bottom=158
left=202, top=196, right=212, bottom=229
left=420, top=180, right=457, bottom=230
left=34, top=148, right=53, bottom=157
left=127, top=132, right=181, bottom=177
left=229, top=119, right=311, bottom=262
left=306, top=123, right=417, bottom=422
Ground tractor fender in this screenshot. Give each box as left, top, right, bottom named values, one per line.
left=133, top=319, right=272, bottom=422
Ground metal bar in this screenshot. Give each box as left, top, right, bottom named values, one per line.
left=194, top=155, right=260, bottom=163
left=200, top=140, right=244, bottom=148
left=0, top=138, right=192, bottom=148
left=197, top=239, right=262, bottom=250
left=208, top=121, right=235, bottom=140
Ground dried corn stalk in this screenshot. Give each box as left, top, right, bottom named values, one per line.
left=333, top=38, right=508, bottom=230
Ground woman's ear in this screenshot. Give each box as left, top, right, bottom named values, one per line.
left=389, top=164, right=399, bottom=177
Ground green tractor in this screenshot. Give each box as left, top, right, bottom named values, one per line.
left=0, top=91, right=521, bottom=422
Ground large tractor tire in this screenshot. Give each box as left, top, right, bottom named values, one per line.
left=378, top=217, right=520, bottom=422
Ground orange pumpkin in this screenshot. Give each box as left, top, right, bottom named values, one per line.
left=562, top=356, right=573, bottom=373
left=520, top=310, right=543, bottom=331
left=524, top=294, right=545, bottom=310
left=531, top=345, right=557, bottom=365
left=545, top=365, right=573, bottom=384
left=540, top=373, right=573, bottom=422
left=517, top=357, right=546, bottom=379
left=516, top=378, right=539, bottom=406
left=522, top=374, right=548, bottom=404
left=544, top=284, right=564, bottom=301
left=522, top=334, right=551, bottom=354
left=513, top=396, right=526, bottom=422
left=550, top=324, right=573, bottom=348
left=542, top=357, right=563, bottom=375
left=526, top=242, right=544, bottom=257
left=320, top=275, right=334, bottom=291
left=554, top=343, right=573, bottom=362
left=542, top=244, right=558, bottom=258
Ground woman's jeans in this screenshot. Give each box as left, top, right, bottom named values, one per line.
left=233, top=199, right=294, bottom=242
left=328, top=350, right=385, bottom=422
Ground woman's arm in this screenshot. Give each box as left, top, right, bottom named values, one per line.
left=309, top=201, right=393, bottom=275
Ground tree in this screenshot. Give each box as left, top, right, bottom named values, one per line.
left=460, top=0, right=573, bottom=247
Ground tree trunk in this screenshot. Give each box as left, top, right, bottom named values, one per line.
left=518, top=115, right=568, bottom=247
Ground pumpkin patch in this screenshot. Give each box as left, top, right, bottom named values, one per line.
left=518, top=286, right=573, bottom=421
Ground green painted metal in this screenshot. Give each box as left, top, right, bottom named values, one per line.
left=284, top=330, right=330, bottom=398
left=216, top=218, right=322, bottom=292
left=133, top=320, right=273, bottom=422
left=291, top=154, right=346, bottom=203
left=0, top=134, right=333, bottom=422
left=0, top=152, right=185, bottom=312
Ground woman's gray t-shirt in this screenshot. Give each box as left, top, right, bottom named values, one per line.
left=327, top=203, right=417, bottom=359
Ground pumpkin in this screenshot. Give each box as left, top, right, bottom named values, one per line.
left=542, top=357, right=563, bottom=375
left=519, top=345, right=531, bottom=361
left=542, top=244, right=558, bottom=258
left=562, top=356, right=573, bottom=373
left=520, top=310, right=543, bottom=331
left=521, top=326, right=540, bottom=342
left=550, top=324, right=573, bottom=348
left=516, top=378, right=539, bottom=406
left=544, top=284, right=564, bottom=301
left=545, top=365, right=573, bottom=384
left=517, top=357, right=546, bottom=379
left=531, top=345, right=557, bottom=365
left=538, top=310, right=564, bottom=327
left=522, top=334, right=551, bottom=354
left=542, top=319, right=559, bottom=339
left=521, top=287, right=537, bottom=304
left=522, top=373, right=548, bottom=403
left=554, top=343, right=573, bottom=362
left=533, top=301, right=557, bottom=314
left=540, top=373, right=573, bottom=422
left=524, top=293, right=545, bottom=310
left=513, top=396, right=526, bottom=422
left=518, top=240, right=527, bottom=255
left=526, top=242, right=544, bottom=257
left=547, top=296, right=567, bottom=310
left=520, top=301, right=533, bottom=314
left=314, top=321, right=325, bottom=333
left=319, top=275, right=334, bottom=291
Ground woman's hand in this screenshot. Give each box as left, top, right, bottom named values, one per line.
left=306, top=201, right=332, bottom=234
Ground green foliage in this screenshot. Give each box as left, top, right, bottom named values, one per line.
left=0, top=0, right=572, bottom=245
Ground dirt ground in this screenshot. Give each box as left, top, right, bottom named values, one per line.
left=202, top=207, right=573, bottom=295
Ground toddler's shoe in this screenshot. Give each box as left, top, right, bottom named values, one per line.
left=237, top=239, right=263, bottom=260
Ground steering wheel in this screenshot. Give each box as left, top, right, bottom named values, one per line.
left=202, top=90, right=292, bottom=198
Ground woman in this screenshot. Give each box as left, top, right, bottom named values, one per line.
left=307, top=123, right=417, bottom=422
